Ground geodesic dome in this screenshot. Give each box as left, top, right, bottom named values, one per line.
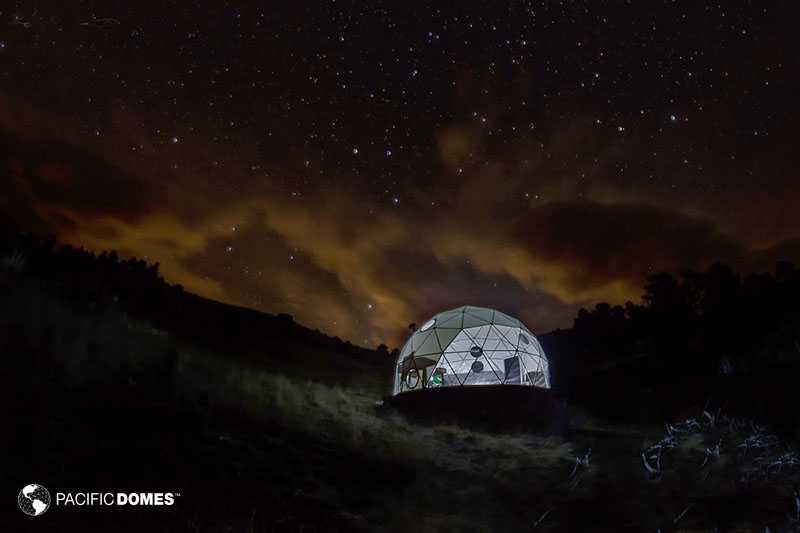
left=393, top=305, right=550, bottom=395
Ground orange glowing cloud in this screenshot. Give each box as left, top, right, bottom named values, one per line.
left=3, top=92, right=800, bottom=347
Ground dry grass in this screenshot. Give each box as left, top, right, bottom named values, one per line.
left=4, top=277, right=800, bottom=531
left=177, top=349, right=574, bottom=477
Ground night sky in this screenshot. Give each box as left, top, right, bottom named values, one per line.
left=1, top=2, right=796, bottom=347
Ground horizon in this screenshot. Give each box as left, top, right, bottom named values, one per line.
left=5, top=224, right=796, bottom=353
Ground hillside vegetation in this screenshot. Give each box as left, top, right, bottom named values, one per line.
left=2, top=227, right=800, bottom=531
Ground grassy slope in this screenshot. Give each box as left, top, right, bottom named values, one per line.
left=2, top=276, right=800, bottom=532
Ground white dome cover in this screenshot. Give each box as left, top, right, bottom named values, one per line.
left=393, top=305, right=550, bottom=395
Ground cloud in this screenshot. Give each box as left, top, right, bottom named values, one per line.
left=509, top=201, right=744, bottom=299
left=3, top=92, right=800, bottom=348
left=1, top=132, right=161, bottom=228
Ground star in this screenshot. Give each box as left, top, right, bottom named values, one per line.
left=2, top=0, right=793, bottom=348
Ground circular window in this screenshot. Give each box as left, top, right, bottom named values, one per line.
left=420, top=318, right=436, bottom=332
left=405, top=368, right=420, bottom=388
left=471, top=361, right=484, bottom=373
left=470, top=346, right=483, bottom=358
left=519, top=333, right=530, bottom=345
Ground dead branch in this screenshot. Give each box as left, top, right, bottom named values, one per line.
left=642, top=451, right=660, bottom=479
left=700, top=439, right=722, bottom=469
left=703, top=409, right=718, bottom=428
left=674, top=504, right=694, bottom=524
left=569, top=448, right=592, bottom=479
left=532, top=508, right=551, bottom=529
left=738, top=431, right=780, bottom=456
left=765, top=451, right=800, bottom=475
left=794, top=485, right=800, bottom=522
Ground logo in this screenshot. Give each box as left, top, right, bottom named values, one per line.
left=17, top=485, right=181, bottom=516
left=18, top=484, right=51, bottom=516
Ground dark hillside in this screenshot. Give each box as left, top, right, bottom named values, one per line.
left=0, top=218, right=390, bottom=394
left=2, top=225, right=800, bottom=531
left=542, top=263, right=800, bottom=438
left=3, top=271, right=799, bottom=531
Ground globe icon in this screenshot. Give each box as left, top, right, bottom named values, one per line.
left=18, top=484, right=51, bottom=516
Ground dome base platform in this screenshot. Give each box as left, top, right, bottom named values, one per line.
left=376, top=385, right=566, bottom=434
